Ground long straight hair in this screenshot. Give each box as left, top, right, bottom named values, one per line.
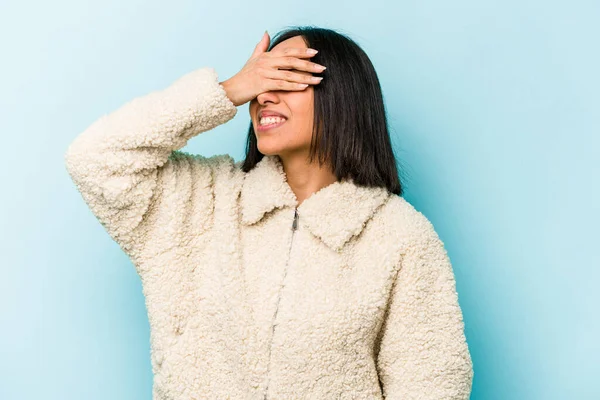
left=240, top=25, right=403, bottom=196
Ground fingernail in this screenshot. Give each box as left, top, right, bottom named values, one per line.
left=307, top=48, right=318, bottom=55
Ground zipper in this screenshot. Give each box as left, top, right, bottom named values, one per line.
left=263, top=207, right=299, bottom=399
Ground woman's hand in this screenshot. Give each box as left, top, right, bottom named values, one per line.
left=220, top=31, right=326, bottom=107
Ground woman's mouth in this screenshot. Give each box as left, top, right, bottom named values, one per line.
left=257, top=116, right=287, bottom=132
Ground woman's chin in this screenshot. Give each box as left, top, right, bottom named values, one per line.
left=257, top=141, right=285, bottom=156
left=257, top=148, right=281, bottom=157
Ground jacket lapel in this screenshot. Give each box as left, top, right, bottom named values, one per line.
left=239, top=155, right=298, bottom=226
left=240, top=155, right=391, bottom=251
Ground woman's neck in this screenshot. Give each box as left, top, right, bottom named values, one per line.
left=279, top=154, right=338, bottom=206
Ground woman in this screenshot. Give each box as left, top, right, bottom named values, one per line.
left=65, top=26, right=474, bottom=399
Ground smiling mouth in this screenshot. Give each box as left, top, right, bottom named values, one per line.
left=257, top=117, right=287, bottom=132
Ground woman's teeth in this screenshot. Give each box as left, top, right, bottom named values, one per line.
left=260, top=117, right=286, bottom=126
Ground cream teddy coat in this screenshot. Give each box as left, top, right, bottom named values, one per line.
left=64, top=67, right=474, bottom=399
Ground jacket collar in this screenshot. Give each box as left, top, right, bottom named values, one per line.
left=240, top=155, right=390, bottom=252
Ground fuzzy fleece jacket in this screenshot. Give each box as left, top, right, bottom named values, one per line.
left=64, top=67, right=474, bottom=400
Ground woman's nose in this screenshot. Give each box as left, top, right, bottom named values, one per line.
left=257, top=91, right=281, bottom=105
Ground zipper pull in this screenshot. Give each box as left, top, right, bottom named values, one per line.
left=292, top=208, right=299, bottom=230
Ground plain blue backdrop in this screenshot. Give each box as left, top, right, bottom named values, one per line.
left=1, top=0, right=598, bottom=399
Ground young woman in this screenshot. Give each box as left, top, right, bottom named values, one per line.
left=65, top=26, right=473, bottom=399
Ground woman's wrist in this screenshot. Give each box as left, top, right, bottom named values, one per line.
left=219, top=79, right=239, bottom=107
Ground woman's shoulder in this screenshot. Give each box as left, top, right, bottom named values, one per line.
left=155, top=151, right=247, bottom=212
left=379, top=194, right=442, bottom=245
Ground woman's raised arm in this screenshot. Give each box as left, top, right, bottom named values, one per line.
left=64, top=32, right=325, bottom=271
left=64, top=67, right=237, bottom=264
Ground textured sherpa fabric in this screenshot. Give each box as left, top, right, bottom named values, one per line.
left=64, top=67, right=474, bottom=399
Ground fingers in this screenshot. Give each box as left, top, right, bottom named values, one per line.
left=259, top=47, right=326, bottom=92
left=248, top=40, right=327, bottom=95
left=266, top=47, right=323, bottom=64
left=268, top=55, right=326, bottom=74
left=265, top=80, right=311, bottom=92
left=270, top=46, right=320, bottom=58
left=251, top=31, right=270, bottom=58
left=263, top=68, right=324, bottom=87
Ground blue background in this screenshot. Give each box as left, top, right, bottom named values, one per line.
left=1, top=0, right=598, bottom=399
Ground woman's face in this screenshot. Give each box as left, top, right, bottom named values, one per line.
left=249, top=35, right=315, bottom=158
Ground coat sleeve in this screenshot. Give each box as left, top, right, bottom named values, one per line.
left=64, top=67, right=238, bottom=266
left=375, top=216, right=474, bottom=399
